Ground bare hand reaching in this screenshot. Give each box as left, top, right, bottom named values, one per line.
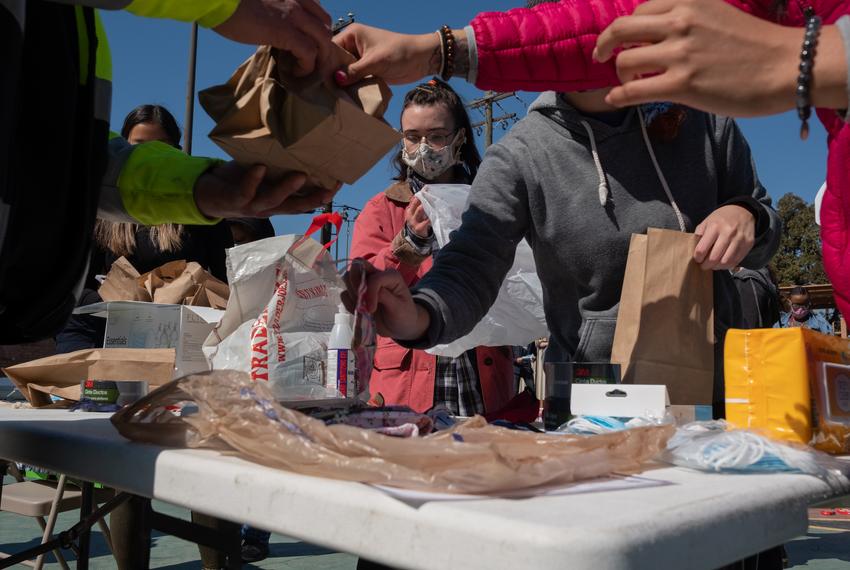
left=214, top=0, right=335, bottom=76
left=342, top=260, right=431, bottom=341
left=194, top=162, right=335, bottom=219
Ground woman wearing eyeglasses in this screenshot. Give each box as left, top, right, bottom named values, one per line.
left=349, top=78, right=516, bottom=417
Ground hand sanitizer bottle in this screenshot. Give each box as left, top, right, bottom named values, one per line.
left=327, top=304, right=355, bottom=397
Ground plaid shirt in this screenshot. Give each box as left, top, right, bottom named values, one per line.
left=433, top=349, right=484, bottom=416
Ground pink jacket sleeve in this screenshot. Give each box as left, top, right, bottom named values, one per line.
left=469, top=0, right=767, bottom=93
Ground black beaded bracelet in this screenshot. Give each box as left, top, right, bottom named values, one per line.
left=797, top=9, right=822, bottom=140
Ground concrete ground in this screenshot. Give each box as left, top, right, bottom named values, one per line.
left=0, top=500, right=847, bottom=569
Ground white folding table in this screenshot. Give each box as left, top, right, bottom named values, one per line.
left=0, top=408, right=844, bottom=570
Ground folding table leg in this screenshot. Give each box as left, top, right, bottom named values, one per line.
left=76, top=482, right=94, bottom=570
left=0, top=461, right=8, bottom=507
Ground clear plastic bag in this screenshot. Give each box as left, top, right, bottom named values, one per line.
left=113, top=371, right=674, bottom=495
left=416, top=184, right=548, bottom=357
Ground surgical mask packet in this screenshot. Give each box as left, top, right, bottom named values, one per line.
left=664, top=420, right=850, bottom=493
left=558, top=413, right=674, bottom=435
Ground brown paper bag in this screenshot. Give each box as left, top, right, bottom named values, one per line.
left=98, top=257, right=230, bottom=308
left=3, top=348, right=176, bottom=407
left=98, top=257, right=147, bottom=302
left=610, top=228, right=714, bottom=404
left=199, top=45, right=401, bottom=191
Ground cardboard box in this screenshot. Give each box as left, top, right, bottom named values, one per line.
left=75, top=301, right=224, bottom=377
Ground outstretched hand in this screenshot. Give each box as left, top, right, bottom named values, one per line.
left=214, top=0, right=336, bottom=76
left=342, top=260, right=431, bottom=340
left=194, top=162, right=336, bottom=219
left=332, top=23, right=440, bottom=86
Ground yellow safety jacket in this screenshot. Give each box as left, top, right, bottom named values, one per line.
left=84, top=0, right=240, bottom=225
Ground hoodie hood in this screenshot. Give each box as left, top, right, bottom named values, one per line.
left=528, top=92, right=687, bottom=230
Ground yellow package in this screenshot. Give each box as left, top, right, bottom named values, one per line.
left=725, top=327, right=850, bottom=453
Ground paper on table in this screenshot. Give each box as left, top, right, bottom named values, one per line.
left=371, top=474, right=672, bottom=504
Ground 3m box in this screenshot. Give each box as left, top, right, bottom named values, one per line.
left=76, top=301, right=224, bottom=377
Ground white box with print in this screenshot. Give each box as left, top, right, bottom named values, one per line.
left=75, top=301, right=224, bottom=377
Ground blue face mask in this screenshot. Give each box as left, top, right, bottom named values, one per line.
left=640, top=102, right=673, bottom=125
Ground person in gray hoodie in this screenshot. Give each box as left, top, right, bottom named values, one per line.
left=343, top=89, right=781, bottom=416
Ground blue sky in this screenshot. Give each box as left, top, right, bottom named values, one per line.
left=102, top=0, right=828, bottom=251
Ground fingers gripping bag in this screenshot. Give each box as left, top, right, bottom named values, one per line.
left=203, top=234, right=366, bottom=401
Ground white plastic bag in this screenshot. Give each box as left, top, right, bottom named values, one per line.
left=416, top=184, right=549, bottom=357
left=203, top=235, right=345, bottom=400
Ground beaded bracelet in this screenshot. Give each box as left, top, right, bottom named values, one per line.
left=797, top=9, right=822, bottom=140
left=437, top=25, right=456, bottom=81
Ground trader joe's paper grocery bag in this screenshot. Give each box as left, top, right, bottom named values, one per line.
left=199, top=45, right=400, bottom=191
left=610, top=229, right=714, bottom=405
left=3, top=348, right=175, bottom=407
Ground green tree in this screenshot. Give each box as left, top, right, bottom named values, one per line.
left=772, top=193, right=827, bottom=286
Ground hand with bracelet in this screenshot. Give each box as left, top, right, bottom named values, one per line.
left=333, top=24, right=470, bottom=85
left=593, top=0, right=848, bottom=120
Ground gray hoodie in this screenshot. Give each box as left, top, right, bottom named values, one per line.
left=408, top=93, right=780, bottom=402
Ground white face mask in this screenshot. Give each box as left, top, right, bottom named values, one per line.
left=402, top=130, right=466, bottom=180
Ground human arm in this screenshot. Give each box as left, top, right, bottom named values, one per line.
left=343, top=143, right=531, bottom=347
left=594, top=0, right=850, bottom=116
left=333, top=0, right=642, bottom=91
left=349, top=195, right=425, bottom=286
left=694, top=117, right=781, bottom=270
left=406, top=144, right=532, bottom=348
left=97, top=137, right=333, bottom=225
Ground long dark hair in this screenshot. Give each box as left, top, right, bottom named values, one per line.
left=391, top=78, right=482, bottom=182
left=101, top=104, right=185, bottom=255
left=120, top=104, right=182, bottom=148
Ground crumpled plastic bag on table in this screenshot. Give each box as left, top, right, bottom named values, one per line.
left=111, top=370, right=673, bottom=495
left=415, top=184, right=549, bottom=357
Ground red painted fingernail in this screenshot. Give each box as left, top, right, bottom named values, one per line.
left=334, top=70, right=347, bottom=86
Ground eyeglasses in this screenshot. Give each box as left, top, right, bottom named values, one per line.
left=401, top=129, right=456, bottom=150
left=790, top=303, right=810, bottom=310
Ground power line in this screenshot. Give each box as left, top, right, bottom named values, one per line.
left=467, top=91, right=518, bottom=147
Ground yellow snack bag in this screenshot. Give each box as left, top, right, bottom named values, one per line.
left=725, top=327, right=850, bottom=454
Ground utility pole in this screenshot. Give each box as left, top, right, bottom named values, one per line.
left=183, top=22, right=198, bottom=155
left=321, top=12, right=356, bottom=247
left=467, top=91, right=517, bottom=148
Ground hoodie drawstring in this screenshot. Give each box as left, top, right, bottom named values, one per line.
left=579, top=120, right=610, bottom=207
left=637, top=108, right=687, bottom=232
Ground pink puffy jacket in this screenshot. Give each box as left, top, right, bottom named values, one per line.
left=350, top=182, right=516, bottom=414
left=471, top=0, right=850, bottom=316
